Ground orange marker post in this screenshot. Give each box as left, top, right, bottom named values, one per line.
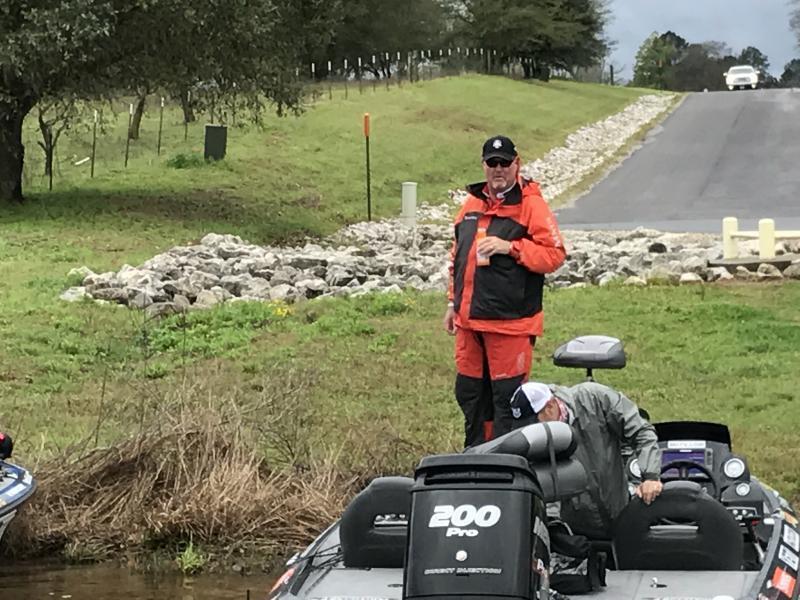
left=364, top=113, right=372, bottom=221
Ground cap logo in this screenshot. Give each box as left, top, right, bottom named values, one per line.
left=492, top=139, right=502, bottom=149
left=512, top=407, right=521, bottom=419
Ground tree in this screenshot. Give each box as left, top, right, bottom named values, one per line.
left=327, top=0, right=447, bottom=78
left=454, top=0, right=609, bottom=79
left=632, top=33, right=674, bottom=89
left=35, top=97, right=82, bottom=190
left=782, top=59, right=800, bottom=87
left=0, top=0, right=330, bottom=204
left=666, top=43, right=727, bottom=91
left=738, top=46, right=770, bottom=73
left=791, top=1, right=800, bottom=48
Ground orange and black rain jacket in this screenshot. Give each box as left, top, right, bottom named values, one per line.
left=448, top=179, right=566, bottom=337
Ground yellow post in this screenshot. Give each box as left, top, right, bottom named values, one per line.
left=758, top=218, right=775, bottom=259
left=722, top=217, right=739, bottom=259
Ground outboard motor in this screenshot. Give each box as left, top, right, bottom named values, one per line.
left=403, top=422, right=585, bottom=600
left=403, top=453, right=545, bottom=600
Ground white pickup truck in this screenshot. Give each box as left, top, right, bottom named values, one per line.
left=723, top=65, right=760, bottom=90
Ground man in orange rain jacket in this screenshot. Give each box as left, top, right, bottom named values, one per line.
left=443, top=135, right=566, bottom=448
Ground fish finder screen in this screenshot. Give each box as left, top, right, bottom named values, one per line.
left=661, top=450, right=707, bottom=477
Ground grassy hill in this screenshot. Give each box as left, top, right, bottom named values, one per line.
left=18, top=75, right=646, bottom=245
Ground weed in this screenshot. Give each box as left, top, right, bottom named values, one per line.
left=176, top=540, right=207, bottom=574
left=165, top=153, right=206, bottom=169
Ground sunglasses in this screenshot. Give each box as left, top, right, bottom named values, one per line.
left=485, top=157, right=513, bottom=168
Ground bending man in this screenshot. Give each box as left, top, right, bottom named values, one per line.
left=510, top=381, right=663, bottom=539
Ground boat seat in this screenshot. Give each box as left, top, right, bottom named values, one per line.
left=613, top=481, right=743, bottom=571
left=339, top=476, right=413, bottom=568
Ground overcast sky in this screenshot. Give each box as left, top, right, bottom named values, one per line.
left=606, top=0, right=799, bottom=80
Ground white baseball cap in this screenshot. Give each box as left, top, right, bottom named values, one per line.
left=510, top=382, right=553, bottom=420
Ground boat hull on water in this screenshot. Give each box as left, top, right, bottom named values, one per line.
left=0, top=434, right=38, bottom=545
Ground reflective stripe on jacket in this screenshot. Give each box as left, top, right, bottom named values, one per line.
left=448, top=179, right=565, bottom=336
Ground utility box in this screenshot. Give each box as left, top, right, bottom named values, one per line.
left=204, top=124, right=227, bottom=161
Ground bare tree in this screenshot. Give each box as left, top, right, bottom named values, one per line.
left=36, top=98, right=81, bottom=190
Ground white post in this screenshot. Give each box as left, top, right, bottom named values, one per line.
left=401, top=182, right=418, bottom=227
left=758, top=218, right=776, bottom=259
left=722, top=217, right=739, bottom=259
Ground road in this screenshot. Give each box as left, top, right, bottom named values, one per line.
left=555, top=88, right=800, bottom=233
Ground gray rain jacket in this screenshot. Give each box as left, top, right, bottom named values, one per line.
left=550, top=382, right=661, bottom=539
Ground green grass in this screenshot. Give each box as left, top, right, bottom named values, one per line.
left=18, top=76, right=647, bottom=245
left=2, top=75, right=650, bottom=445
left=9, top=75, right=799, bottom=511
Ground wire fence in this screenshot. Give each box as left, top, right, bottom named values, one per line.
left=21, top=47, right=616, bottom=192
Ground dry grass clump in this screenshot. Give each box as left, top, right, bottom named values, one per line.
left=4, top=372, right=366, bottom=562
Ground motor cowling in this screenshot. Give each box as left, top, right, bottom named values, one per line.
left=403, top=453, right=548, bottom=600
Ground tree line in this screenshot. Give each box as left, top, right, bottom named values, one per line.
left=1, top=0, right=610, bottom=204
left=632, top=29, right=800, bottom=92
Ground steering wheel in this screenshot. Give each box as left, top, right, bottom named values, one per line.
left=660, top=459, right=720, bottom=499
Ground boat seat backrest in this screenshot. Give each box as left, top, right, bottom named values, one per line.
left=339, top=476, right=412, bottom=568
left=613, top=481, right=743, bottom=571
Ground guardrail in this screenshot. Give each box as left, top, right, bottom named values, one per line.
left=722, top=217, right=800, bottom=260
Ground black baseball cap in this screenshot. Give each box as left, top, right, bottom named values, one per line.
left=482, top=135, right=518, bottom=162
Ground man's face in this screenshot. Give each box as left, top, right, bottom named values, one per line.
left=482, top=156, right=519, bottom=195
left=536, top=398, right=560, bottom=423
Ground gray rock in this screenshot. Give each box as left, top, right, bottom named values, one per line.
left=129, top=291, right=154, bottom=309
left=681, top=256, right=707, bottom=274
left=756, top=264, right=783, bottom=279
left=783, top=262, right=800, bottom=279
left=648, top=242, right=668, bottom=253
left=194, top=289, right=225, bottom=308
left=173, top=294, right=191, bottom=310
left=707, top=267, right=734, bottom=282
left=597, top=272, right=618, bottom=286
left=189, top=270, right=220, bottom=289
left=623, top=276, right=647, bottom=287
left=92, top=287, right=130, bottom=304
left=145, top=302, right=183, bottom=319
left=68, top=266, right=95, bottom=281
left=679, top=272, right=703, bottom=285
left=269, top=284, right=297, bottom=301
left=239, top=278, right=272, bottom=299
left=60, top=286, right=91, bottom=302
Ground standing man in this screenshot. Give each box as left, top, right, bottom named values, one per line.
left=444, top=135, right=566, bottom=447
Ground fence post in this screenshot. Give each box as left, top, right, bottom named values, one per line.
left=758, top=218, right=776, bottom=259
left=157, top=96, right=164, bottom=156
left=722, top=217, right=739, bottom=259
left=344, top=58, right=349, bottom=99
left=91, top=109, right=98, bottom=178
left=124, top=103, right=133, bottom=168
left=401, top=181, right=417, bottom=227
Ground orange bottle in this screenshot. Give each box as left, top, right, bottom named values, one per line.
left=476, top=227, right=490, bottom=266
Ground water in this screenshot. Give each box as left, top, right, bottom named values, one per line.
left=0, top=562, right=279, bottom=600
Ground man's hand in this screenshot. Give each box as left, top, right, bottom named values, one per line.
left=443, top=305, right=456, bottom=335
left=477, top=236, right=512, bottom=257
left=635, top=480, right=663, bottom=505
